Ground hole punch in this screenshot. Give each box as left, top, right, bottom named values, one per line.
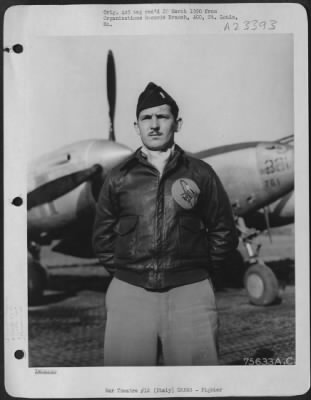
left=12, top=44, right=23, bottom=54
left=12, top=197, right=23, bottom=206
left=14, top=350, right=25, bottom=360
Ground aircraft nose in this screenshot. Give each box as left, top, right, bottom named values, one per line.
left=88, top=140, right=132, bottom=174
left=257, top=142, right=294, bottom=200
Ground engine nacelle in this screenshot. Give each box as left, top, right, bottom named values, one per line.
left=197, top=141, right=294, bottom=216
left=27, top=139, right=132, bottom=241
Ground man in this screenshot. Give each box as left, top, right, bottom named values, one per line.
left=93, top=82, right=238, bottom=366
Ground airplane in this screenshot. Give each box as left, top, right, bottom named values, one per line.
left=27, top=51, right=294, bottom=307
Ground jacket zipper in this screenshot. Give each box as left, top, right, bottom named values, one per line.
left=154, top=159, right=178, bottom=282
left=141, top=153, right=179, bottom=286
left=155, top=172, right=161, bottom=276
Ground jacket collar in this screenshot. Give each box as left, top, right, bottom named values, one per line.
left=120, top=144, right=186, bottom=171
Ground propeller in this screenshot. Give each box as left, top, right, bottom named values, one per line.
left=27, top=164, right=102, bottom=210
left=107, top=50, right=116, bottom=142
left=28, top=50, right=117, bottom=210
left=263, top=206, right=272, bottom=243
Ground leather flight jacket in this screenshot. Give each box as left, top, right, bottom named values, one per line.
left=93, top=145, right=238, bottom=290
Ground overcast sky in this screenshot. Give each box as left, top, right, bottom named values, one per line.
left=22, top=34, right=293, bottom=160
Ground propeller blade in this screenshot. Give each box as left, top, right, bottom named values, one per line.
left=276, top=135, right=294, bottom=145
left=27, top=164, right=102, bottom=210
left=263, top=206, right=273, bottom=243
left=107, top=50, right=116, bottom=141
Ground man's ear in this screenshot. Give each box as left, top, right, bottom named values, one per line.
left=134, top=121, right=140, bottom=136
left=175, top=117, right=183, bottom=132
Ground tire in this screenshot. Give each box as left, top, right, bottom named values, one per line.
left=244, top=263, right=280, bottom=306
left=28, top=257, right=47, bottom=305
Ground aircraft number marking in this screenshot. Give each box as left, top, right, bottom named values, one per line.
left=264, top=178, right=281, bottom=189
left=264, top=157, right=290, bottom=175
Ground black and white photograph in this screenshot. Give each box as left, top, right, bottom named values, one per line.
left=3, top=3, right=309, bottom=398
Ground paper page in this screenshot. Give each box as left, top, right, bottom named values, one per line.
left=3, top=3, right=309, bottom=398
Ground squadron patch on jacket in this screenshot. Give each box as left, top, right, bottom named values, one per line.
left=172, top=178, right=200, bottom=209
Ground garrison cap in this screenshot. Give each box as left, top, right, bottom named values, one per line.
left=136, top=82, right=179, bottom=119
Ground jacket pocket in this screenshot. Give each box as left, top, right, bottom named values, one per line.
left=179, top=216, right=208, bottom=257
left=115, top=216, right=138, bottom=259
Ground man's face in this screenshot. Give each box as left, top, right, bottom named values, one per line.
left=134, top=104, right=182, bottom=151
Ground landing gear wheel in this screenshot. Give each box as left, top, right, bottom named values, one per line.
left=28, top=258, right=47, bottom=305
left=244, top=263, right=280, bottom=306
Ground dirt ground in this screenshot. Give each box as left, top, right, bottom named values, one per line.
left=28, top=229, right=295, bottom=367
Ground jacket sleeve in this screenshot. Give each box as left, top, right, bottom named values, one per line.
left=92, top=172, right=119, bottom=275
left=201, top=167, right=239, bottom=269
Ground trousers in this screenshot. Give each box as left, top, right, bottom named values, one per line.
left=104, top=277, right=219, bottom=366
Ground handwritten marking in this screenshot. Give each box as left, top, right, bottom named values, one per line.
left=224, top=20, right=277, bottom=31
